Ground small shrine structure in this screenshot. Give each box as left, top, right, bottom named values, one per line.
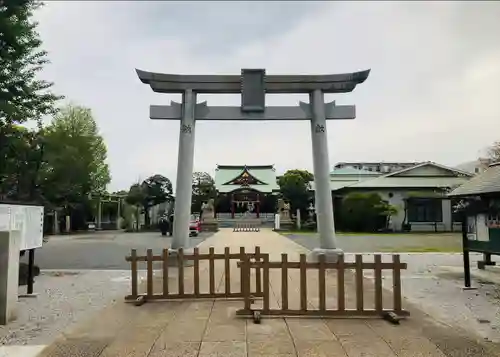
left=448, top=162, right=500, bottom=287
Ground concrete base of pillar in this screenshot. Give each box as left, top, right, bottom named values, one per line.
left=308, top=248, right=344, bottom=263
left=166, top=248, right=194, bottom=267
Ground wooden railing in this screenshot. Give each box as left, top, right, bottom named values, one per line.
left=237, top=253, right=409, bottom=318
left=125, top=246, right=263, bottom=303
left=233, top=219, right=261, bottom=232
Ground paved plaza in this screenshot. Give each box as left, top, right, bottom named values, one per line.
left=36, top=229, right=500, bottom=357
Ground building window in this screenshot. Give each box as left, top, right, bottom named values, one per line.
left=407, top=198, right=443, bottom=222
left=475, top=167, right=480, bottom=174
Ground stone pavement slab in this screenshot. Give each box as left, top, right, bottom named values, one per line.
left=37, top=228, right=500, bottom=357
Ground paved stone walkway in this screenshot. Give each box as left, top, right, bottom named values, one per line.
left=38, top=229, right=500, bottom=357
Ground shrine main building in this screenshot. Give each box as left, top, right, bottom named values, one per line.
left=214, top=165, right=279, bottom=219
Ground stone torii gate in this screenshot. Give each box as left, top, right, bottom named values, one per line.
left=136, top=68, right=370, bottom=261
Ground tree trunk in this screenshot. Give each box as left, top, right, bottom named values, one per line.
left=144, top=206, right=151, bottom=228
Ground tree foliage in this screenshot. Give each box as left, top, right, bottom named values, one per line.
left=39, top=105, right=111, bottom=210
left=337, top=192, right=397, bottom=232
left=0, top=124, right=44, bottom=201
left=0, top=0, right=63, bottom=125
left=278, top=169, right=313, bottom=218
left=191, top=171, right=216, bottom=214
left=126, top=174, right=173, bottom=228
left=0, top=0, right=63, bottom=202
left=486, top=141, right=500, bottom=164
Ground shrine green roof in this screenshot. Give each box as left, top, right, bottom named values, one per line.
left=214, top=165, right=279, bottom=193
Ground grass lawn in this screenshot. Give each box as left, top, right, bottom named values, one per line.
left=280, top=230, right=463, bottom=253
left=376, top=246, right=463, bottom=253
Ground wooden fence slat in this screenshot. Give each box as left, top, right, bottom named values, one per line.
left=337, top=255, right=345, bottom=312
left=242, top=256, right=251, bottom=310
left=355, top=254, right=363, bottom=312
left=263, top=254, right=270, bottom=312
left=225, top=247, right=231, bottom=296
left=281, top=254, right=288, bottom=310
left=239, top=247, right=245, bottom=294
left=131, top=249, right=138, bottom=298
left=300, top=254, right=307, bottom=312
left=162, top=249, right=169, bottom=297
left=147, top=249, right=153, bottom=297
left=209, top=247, right=215, bottom=295
left=178, top=248, right=184, bottom=295
left=374, top=255, right=383, bottom=313
left=194, top=247, right=200, bottom=296
left=392, top=254, right=402, bottom=313
left=255, top=246, right=262, bottom=295
left=318, top=254, right=326, bottom=311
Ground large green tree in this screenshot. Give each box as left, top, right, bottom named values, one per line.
left=191, top=171, right=216, bottom=214
left=126, top=175, right=173, bottom=228
left=0, top=125, right=44, bottom=201
left=278, top=169, right=314, bottom=219
left=40, top=105, right=111, bottom=213
left=0, top=0, right=62, bottom=125
left=0, top=0, right=63, bottom=200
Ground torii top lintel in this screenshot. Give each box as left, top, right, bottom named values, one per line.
left=135, top=68, right=370, bottom=94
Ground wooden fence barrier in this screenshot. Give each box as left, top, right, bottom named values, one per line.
left=236, top=253, right=409, bottom=319
left=234, top=222, right=260, bottom=232
left=125, top=246, right=263, bottom=303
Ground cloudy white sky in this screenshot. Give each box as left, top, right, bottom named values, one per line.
left=35, top=1, right=500, bottom=191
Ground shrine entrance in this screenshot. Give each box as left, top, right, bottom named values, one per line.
left=136, top=67, right=370, bottom=259
left=232, top=190, right=260, bottom=218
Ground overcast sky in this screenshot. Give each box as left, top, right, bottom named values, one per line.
left=35, top=1, right=500, bottom=191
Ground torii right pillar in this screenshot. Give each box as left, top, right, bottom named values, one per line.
left=310, top=89, right=343, bottom=262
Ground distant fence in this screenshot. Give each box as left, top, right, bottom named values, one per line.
left=237, top=253, right=409, bottom=318
left=234, top=220, right=261, bottom=232
left=125, top=246, right=263, bottom=302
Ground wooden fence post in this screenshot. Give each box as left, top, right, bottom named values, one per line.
left=209, top=247, right=215, bottom=295
left=224, top=247, right=231, bottom=296
left=337, top=255, right=345, bottom=312
left=147, top=249, right=153, bottom=298
left=263, top=254, right=270, bottom=312
left=131, top=249, right=138, bottom=299
left=194, top=247, right=200, bottom=297
left=255, top=246, right=262, bottom=295
left=355, top=254, right=363, bottom=312
left=318, top=254, right=326, bottom=312
left=374, top=254, right=383, bottom=313
left=162, top=249, right=169, bottom=297
left=239, top=247, right=246, bottom=294
left=281, top=253, right=288, bottom=311
left=392, top=254, right=402, bottom=313
left=178, top=248, right=184, bottom=296
left=300, top=254, right=307, bottom=312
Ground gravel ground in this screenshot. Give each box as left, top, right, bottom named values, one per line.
left=0, top=270, right=143, bottom=346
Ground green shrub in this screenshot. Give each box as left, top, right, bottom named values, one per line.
left=337, top=193, right=397, bottom=232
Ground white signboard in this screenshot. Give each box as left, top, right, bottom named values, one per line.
left=0, top=204, right=44, bottom=251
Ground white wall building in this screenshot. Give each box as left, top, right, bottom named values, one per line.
left=312, top=161, right=474, bottom=232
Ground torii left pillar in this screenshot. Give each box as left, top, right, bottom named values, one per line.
left=171, top=89, right=196, bottom=251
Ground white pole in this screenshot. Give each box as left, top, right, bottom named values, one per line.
left=310, top=89, right=343, bottom=260
left=172, top=90, right=196, bottom=250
